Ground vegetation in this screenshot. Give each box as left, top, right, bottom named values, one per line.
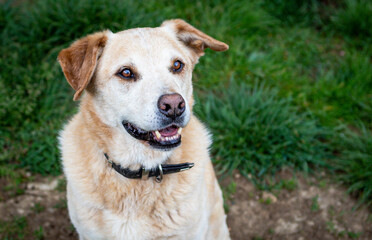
left=195, top=82, right=330, bottom=188
left=0, top=216, right=27, bottom=239
left=1, top=0, right=372, bottom=210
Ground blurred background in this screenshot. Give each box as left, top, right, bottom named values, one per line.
left=1, top=0, right=371, bottom=239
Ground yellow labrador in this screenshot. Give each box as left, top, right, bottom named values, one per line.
left=58, top=19, right=230, bottom=240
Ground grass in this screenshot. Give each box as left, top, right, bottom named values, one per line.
left=332, top=124, right=372, bottom=207
left=311, top=195, right=320, bottom=212
left=1, top=0, right=372, bottom=207
left=195, top=81, right=330, bottom=188
left=0, top=216, right=27, bottom=239
left=278, top=178, right=298, bottom=191
left=32, top=203, right=45, bottom=214
left=331, top=0, right=372, bottom=45
left=0, top=216, right=44, bottom=240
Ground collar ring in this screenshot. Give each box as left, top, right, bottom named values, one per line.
left=155, top=164, right=163, bottom=183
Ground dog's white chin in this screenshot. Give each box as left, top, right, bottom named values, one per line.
left=134, top=143, right=175, bottom=169
left=107, top=127, right=176, bottom=169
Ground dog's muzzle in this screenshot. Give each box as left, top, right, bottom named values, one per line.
left=123, top=122, right=183, bottom=150
left=122, top=93, right=188, bottom=150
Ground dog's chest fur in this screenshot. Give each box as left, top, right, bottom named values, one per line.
left=62, top=113, right=214, bottom=240
left=99, top=178, right=209, bottom=239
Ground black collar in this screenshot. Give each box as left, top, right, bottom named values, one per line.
left=104, top=153, right=194, bottom=183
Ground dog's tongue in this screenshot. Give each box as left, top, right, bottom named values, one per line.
left=159, top=126, right=179, bottom=137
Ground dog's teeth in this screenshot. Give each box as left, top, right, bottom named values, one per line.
left=155, top=131, right=161, bottom=139
left=178, top=128, right=182, bottom=134
left=165, top=137, right=169, bottom=141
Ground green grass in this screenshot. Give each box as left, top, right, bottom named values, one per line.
left=311, top=195, right=320, bottom=212
left=278, top=178, right=298, bottom=191
left=0, top=216, right=27, bottom=240
left=331, top=0, right=372, bottom=45
left=195, top=81, right=330, bottom=188
left=0, top=216, right=44, bottom=240
left=332, top=124, right=372, bottom=207
left=1, top=0, right=372, bottom=207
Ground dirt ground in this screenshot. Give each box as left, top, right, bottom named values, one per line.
left=0, top=171, right=371, bottom=240
left=225, top=171, right=372, bottom=240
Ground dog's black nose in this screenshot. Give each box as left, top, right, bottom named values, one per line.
left=158, top=93, right=185, bottom=119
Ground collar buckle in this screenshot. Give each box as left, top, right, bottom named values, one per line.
left=141, top=167, right=150, bottom=180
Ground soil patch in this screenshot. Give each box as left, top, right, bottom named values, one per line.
left=225, top=171, right=372, bottom=240
left=0, top=176, right=77, bottom=239
left=0, top=172, right=371, bottom=239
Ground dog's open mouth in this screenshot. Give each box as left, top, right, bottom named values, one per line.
left=123, top=122, right=182, bottom=150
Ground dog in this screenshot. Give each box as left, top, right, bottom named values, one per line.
left=58, top=19, right=230, bottom=240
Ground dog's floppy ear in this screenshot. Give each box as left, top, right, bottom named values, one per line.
left=161, top=19, right=228, bottom=59
left=58, top=31, right=108, bottom=101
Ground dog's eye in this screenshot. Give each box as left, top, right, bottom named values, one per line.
left=118, top=68, right=134, bottom=79
left=172, top=60, right=184, bottom=73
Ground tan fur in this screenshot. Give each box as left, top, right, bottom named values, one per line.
left=161, top=19, right=229, bottom=57
left=58, top=31, right=108, bottom=101
left=59, top=19, right=230, bottom=240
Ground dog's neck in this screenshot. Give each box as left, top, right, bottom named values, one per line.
left=80, top=95, right=176, bottom=170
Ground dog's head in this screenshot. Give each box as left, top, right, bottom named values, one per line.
left=58, top=19, right=228, bottom=154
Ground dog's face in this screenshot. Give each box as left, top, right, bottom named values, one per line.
left=58, top=19, right=228, bottom=153
left=92, top=26, right=195, bottom=150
